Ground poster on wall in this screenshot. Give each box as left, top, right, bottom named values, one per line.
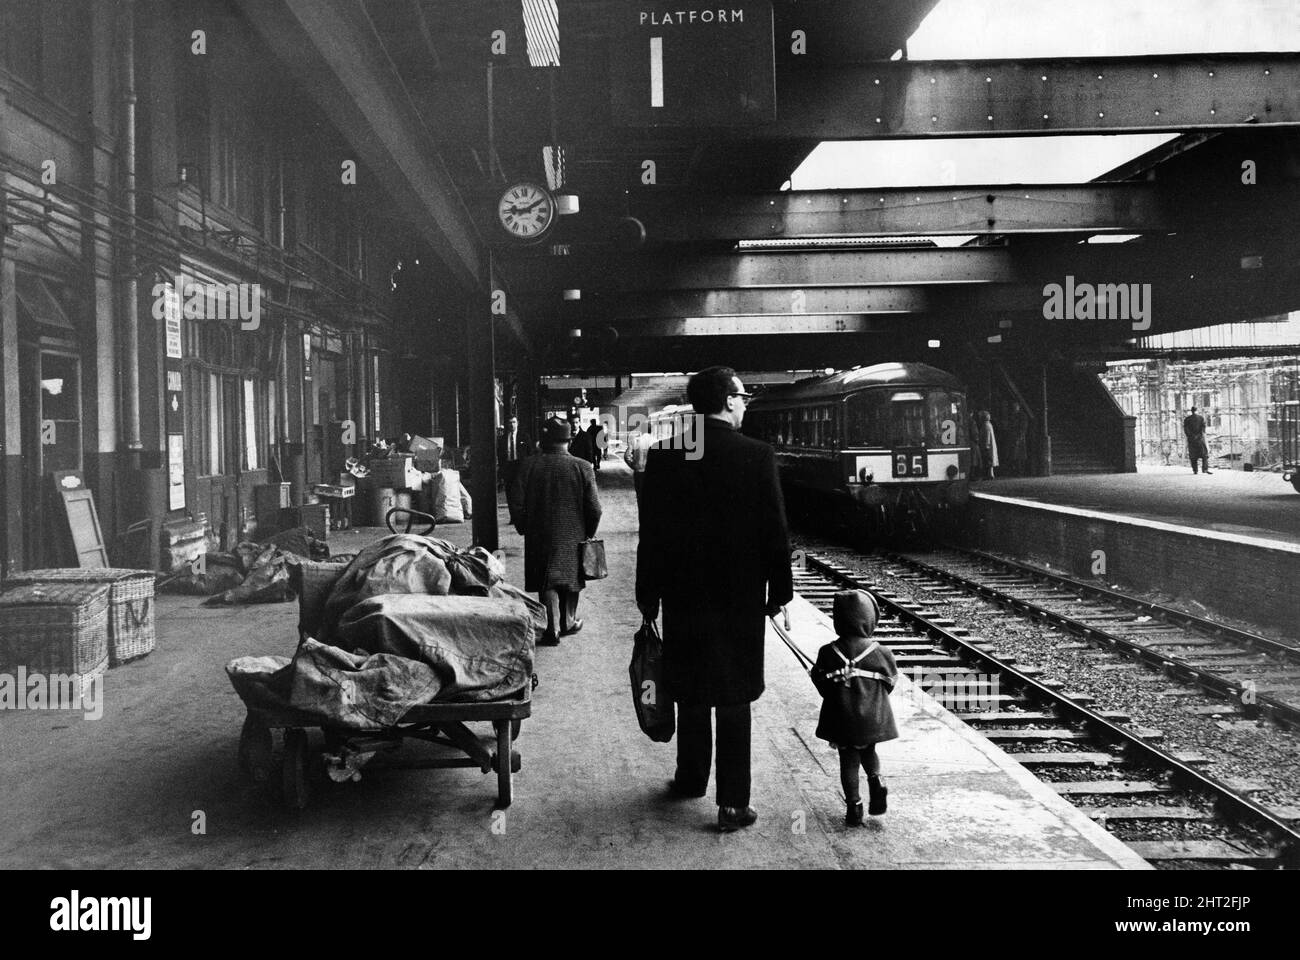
left=167, top=434, right=185, bottom=510
left=162, top=283, right=183, bottom=359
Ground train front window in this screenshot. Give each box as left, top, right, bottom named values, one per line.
left=890, top=392, right=928, bottom=446
left=929, top=390, right=968, bottom=445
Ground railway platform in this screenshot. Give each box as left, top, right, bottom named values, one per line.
left=0, top=462, right=1144, bottom=870
left=965, top=467, right=1300, bottom=637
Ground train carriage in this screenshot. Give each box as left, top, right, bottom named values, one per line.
left=745, top=362, right=972, bottom=541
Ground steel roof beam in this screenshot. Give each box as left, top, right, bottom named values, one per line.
left=599, top=285, right=1042, bottom=319
left=629, top=183, right=1167, bottom=240
left=766, top=54, right=1300, bottom=139
left=611, top=315, right=889, bottom=337
left=450, top=54, right=1300, bottom=141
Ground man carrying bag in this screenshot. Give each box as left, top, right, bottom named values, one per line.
left=629, top=617, right=674, bottom=742
left=635, top=366, right=793, bottom=833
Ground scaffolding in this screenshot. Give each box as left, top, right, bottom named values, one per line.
left=1102, top=357, right=1300, bottom=469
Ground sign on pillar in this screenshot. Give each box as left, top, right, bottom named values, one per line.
left=610, top=2, right=776, bottom=126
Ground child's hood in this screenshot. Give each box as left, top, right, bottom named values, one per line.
left=833, top=589, right=879, bottom=638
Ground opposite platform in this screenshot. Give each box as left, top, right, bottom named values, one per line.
left=965, top=468, right=1300, bottom=636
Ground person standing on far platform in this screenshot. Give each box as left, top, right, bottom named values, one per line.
left=810, top=589, right=898, bottom=826
left=1183, top=406, right=1211, bottom=474
left=586, top=418, right=605, bottom=472
left=509, top=418, right=602, bottom=646
left=636, top=366, right=793, bottom=833
left=975, top=410, right=999, bottom=480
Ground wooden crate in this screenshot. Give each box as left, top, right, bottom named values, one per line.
left=0, top=582, right=109, bottom=691
left=3, top=569, right=156, bottom=666
left=367, top=455, right=422, bottom=491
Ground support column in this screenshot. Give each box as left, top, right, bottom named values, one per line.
left=517, top=357, right=540, bottom=448
left=468, top=310, right=499, bottom=550
left=0, top=236, right=23, bottom=576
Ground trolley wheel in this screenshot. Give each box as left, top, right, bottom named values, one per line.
left=385, top=507, right=438, bottom=536
left=281, top=728, right=313, bottom=812
left=492, top=721, right=517, bottom=808
left=511, top=719, right=522, bottom=740
left=1291, top=476, right=1300, bottom=495
left=238, top=714, right=273, bottom=780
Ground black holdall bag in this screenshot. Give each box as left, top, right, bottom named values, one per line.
left=579, top=538, right=608, bottom=580
left=629, top=617, right=674, bottom=742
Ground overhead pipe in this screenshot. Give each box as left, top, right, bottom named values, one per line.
left=121, top=0, right=142, bottom=457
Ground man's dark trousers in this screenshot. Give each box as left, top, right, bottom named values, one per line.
left=675, top=703, right=752, bottom=807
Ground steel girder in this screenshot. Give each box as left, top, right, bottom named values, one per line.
left=453, top=54, right=1300, bottom=141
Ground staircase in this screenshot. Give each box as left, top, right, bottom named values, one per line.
left=605, top=375, right=691, bottom=435
left=1043, top=361, right=1136, bottom=475
left=1045, top=433, right=1114, bottom=474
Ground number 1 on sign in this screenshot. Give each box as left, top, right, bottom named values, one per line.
left=650, top=37, right=664, bottom=107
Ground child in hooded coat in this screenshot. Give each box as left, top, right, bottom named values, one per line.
left=810, top=589, right=898, bottom=825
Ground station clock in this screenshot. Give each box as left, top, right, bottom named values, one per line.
left=496, top=182, right=556, bottom=242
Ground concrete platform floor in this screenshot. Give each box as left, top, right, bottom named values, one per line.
left=980, top=466, right=1300, bottom=547
left=0, top=462, right=1146, bottom=869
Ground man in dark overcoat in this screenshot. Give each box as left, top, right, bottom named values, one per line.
left=1183, top=406, right=1211, bottom=474
left=509, top=418, right=602, bottom=644
left=636, top=366, right=793, bottom=832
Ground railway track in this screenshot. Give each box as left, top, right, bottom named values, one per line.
left=887, top=547, right=1300, bottom=729
left=793, top=551, right=1300, bottom=869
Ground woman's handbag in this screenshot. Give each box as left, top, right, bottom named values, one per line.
left=629, top=617, right=674, bottom=742
left=579, top=538, right=608, bottom=579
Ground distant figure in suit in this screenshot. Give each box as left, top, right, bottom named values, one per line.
left=636, top=365, right=793, bottom=833
left=1184, top=407, right=1211, bottom=474
left=509, top=418, right=602, bottom=645
left=497, top=416, right=529, bottom=497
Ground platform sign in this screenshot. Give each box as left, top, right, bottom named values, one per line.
left=610, top=3, right=776, bottom=126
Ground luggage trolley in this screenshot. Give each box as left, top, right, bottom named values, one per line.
left=235, top=508, right=531, bottom=811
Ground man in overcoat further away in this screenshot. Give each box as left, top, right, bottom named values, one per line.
left=636, top=365, right=793, bottom=832
left=509, top=418, right=602, bottom=645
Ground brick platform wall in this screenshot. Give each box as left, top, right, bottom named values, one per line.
left=961, top=494, right=1300, bottom=633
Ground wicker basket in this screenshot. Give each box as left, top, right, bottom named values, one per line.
left=3, top=569, right=156, bottom=666
left=0, top=582, right=110, bottom=692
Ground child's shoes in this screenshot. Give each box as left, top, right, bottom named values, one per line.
left=845, top=801, right=864, bottom=827
left=867, top=775, right=888, bottom=815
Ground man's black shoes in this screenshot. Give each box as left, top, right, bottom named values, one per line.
left=560, top=619, right=584, bottom=637
left=666, top=778, right=707, bottom=799
left=537, top=632, right=560, bottom=647
left=717, top=806, right=758, bottom=832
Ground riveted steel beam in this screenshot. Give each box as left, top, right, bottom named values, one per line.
left=629, top=183, right=1167, bottom=241
left=449, top=54, right=1300, bottom=141
left=611, top=315, right=889, bottom=337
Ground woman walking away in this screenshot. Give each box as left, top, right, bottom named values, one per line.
left=810, top=589, right=899, bottom=825
left=508, top=418, right=602, bottom=645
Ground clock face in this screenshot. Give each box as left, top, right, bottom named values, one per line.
left=497, top=182, right=555, bottom=240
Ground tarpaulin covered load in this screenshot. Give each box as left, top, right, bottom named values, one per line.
left=227, top=534, right=544, bottom=730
